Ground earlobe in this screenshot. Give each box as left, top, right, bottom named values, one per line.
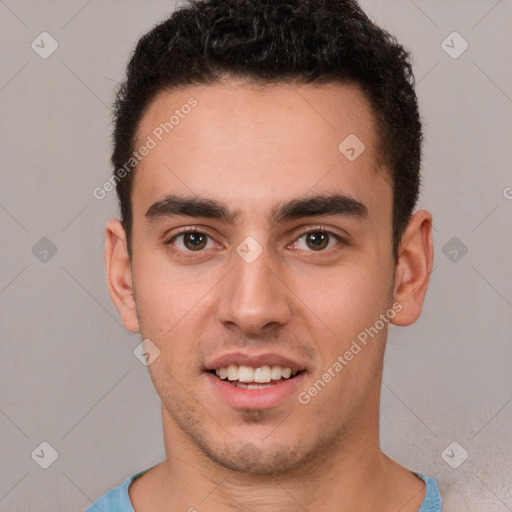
left=105, top=219, right=140, bottom=333
left=390, top=210, right=434, bottom=326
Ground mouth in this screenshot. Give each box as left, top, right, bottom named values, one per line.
left=207, top=364, right=304, bottom=389
left=203, top=354, right=308, bottom=409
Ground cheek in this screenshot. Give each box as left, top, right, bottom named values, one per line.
left=133, top=244, right=201, bottom=306
left=131, top=251, right=221, bottom=369
left=299, top=270, right=389, bottom=409
left=293, top=260, right=392, bottom=342
left=131, top=257, right=200, bottom=344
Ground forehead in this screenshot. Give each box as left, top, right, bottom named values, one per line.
left=132, top=80, right=390, bottom=219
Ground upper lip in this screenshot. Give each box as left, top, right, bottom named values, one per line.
left=204, top=352, right=307, bottom=373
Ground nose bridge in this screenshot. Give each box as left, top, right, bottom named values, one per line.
left=216, top=240, right=291, bottom=334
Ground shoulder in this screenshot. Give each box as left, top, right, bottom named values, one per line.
left=416, top=473, right=443, bottom=512
left=86, top=471, right=146, bottom=512
left=434, top=469, right=502, bottom=512
left=414, top=471, right=492, bottom=512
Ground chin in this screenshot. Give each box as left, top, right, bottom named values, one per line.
left=204, top=440, right=309, bottom=475
left=159, top=381, right=346, bottom=475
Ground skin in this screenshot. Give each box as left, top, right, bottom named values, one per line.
left=105, top=79, right=433, bottom=511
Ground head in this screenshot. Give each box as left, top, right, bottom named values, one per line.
left=105, top=0, right=433, bottom=475
left=113, top=0, right=422, bottom=261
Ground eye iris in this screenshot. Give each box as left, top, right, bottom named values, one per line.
left=180, top=231, right=331, bottom=252
left=306, top=231, right=328, bottom=250
left=184, top=232, right=207, bottom=251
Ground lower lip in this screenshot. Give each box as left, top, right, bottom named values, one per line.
left=204, top=371, right=306, bottom=410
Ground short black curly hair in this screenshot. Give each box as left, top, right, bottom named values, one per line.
left=112, top=0, right=422, bottom=259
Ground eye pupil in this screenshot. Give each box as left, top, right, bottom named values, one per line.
left=306, top=231, right=328, bottom=250
left=175, top=229, right=336, bottom=254
left=184, top=232, right=207, bottom=250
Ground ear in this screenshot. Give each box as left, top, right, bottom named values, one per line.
left=105, top=219, right=140, bottom=333
left=390, top=210, right=434, bottom=326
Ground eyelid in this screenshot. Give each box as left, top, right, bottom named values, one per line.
left=299, top=225, right=342, bottom=237
left=164, top=225, right=219, bottom=245
left=290, top=225, right=346, bottom=249
left=163, top=224, right=347, bottom=254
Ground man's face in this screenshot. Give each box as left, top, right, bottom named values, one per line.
left=126, top=81, right=397, bottom=473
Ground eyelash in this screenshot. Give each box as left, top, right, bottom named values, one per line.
left=164, top=225, right=346, bottom=256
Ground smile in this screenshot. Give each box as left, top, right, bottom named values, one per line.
left=212, top=364, right=300, bottom=388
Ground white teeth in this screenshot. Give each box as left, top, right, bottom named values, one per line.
left=253, top=365, right=271, bottom=383
left=213, top=364, right=297, bottom=383
left=238, top=365, right=254, bottom=382
left=236, top=382, right=273, bottom=389
left=226, top=364, right=238, bottom=381
left=270, top=365, right=282, bottom=380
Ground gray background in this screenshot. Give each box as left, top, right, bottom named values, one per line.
left=0, top=1, right=511, bottom=510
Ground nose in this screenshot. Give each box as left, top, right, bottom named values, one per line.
left=215, top=244, right=292, bottom=337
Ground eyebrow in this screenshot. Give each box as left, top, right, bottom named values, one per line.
left=145, top=192, right=369, bottom=225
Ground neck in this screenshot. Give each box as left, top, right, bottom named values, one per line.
left=139, top=399, right=423, bottom=512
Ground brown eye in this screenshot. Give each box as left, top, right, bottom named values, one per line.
left=305, top=231, right=330, bottom=251
left=291, top=228, right=343, bottom=253
left=167, top=229, right=216, bottom=253
left=182, top=232, right=208, bottom=251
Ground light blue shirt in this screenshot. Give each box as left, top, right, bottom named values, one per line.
left=87, top=470, right=442, bottom=511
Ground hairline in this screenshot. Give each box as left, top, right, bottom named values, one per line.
left=124, top=75, right=397, bottom=258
